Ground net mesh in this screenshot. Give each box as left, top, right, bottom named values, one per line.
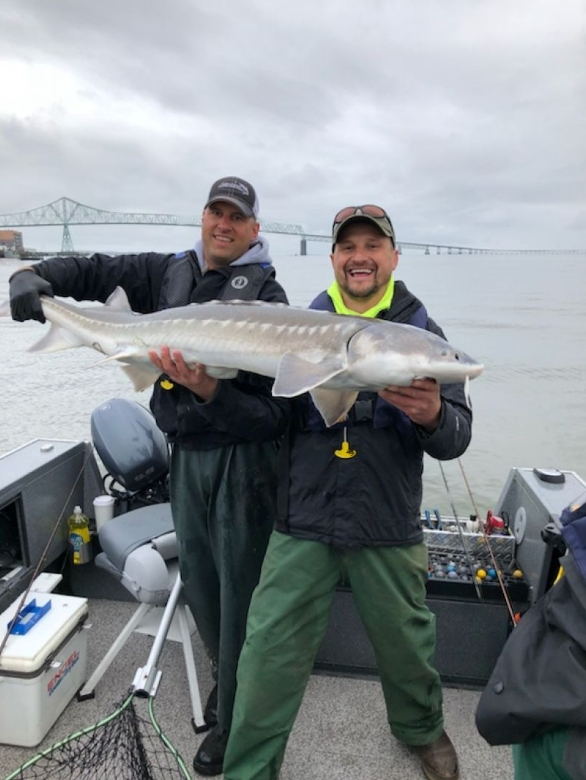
left=5, top=692, right=191, bottom=780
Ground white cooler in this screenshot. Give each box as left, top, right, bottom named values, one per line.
left=0, top=591, right=89, bottom=746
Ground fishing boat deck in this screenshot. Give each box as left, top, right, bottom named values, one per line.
left=0, top=597, right=513, bottom=780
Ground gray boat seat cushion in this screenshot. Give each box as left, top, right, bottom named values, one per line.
left=95, top=503, right=177, bottom=605
left=98, top=504, right=174, bottom=571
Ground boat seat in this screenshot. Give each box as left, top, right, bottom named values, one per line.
left=95, top=503, right=178, bottom=605
left=78, top=502, right=207, bottom=733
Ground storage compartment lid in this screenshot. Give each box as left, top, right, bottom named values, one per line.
left=0, top=592, right=88, bottom=674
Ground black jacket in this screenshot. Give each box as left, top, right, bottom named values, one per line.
left=275, top=281, right=473, bottom=549
left=32, top=250, right=290, bottom=449
left=476, top=551, right=586, bottom=745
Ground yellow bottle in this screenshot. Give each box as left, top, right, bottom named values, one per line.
left=67, top=505, right=92, bottom=565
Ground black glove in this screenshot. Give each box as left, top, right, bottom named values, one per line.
left=9, top=270, right=54, bottom=323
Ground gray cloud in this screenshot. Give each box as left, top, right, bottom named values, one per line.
left=1, top=0, right=585, bottom=251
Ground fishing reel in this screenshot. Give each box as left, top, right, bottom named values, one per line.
left=484, top=509, right=510, bottom=536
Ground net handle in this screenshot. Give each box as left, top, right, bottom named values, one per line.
left=132, top=572, right=183, bottom=697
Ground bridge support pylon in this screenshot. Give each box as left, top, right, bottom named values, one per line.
left=300, top=238, right=307, bottom=256
left=61, top=224, right=74, bottom=253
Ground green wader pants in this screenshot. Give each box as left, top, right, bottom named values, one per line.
left=223, top=530, right=444, bottom=780
left=170, top=442, right=278, bottom=731
left=513, top=727, right=586, bottom=780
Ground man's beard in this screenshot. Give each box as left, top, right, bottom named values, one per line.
left=341, top=277, right=381, bottom=301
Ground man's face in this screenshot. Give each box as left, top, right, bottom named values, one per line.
left=330, top=221, right=399, bottom=309
left=201, top=201, right=260, bottom=268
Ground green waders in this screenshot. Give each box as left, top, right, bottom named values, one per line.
left=513, top=727, right=586, bottom=780
left=170, top=442, right=278, bottom=731
left=223, top=531, right=444, bottom=780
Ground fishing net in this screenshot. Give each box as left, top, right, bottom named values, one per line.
left=3, top=571, right=202, bottom=780
left=4, top=691, right=191, bottom=780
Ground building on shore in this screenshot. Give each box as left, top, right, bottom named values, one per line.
left=0, top=230, right=24, bottom=256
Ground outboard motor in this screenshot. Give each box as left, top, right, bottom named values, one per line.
left=91, top=398, right=170, bottom=510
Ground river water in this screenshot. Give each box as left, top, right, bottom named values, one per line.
left=1, top=252, right=585, bottom=515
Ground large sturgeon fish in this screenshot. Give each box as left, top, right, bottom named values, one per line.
left=4, top=288, right=483, bottom=426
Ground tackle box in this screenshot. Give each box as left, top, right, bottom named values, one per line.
left=0, top=591, right=88, bottom=746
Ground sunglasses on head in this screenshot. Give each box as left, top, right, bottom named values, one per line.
left=333, top=205, right=389, bottom=224
left=333, top=205, right=395, bottom=247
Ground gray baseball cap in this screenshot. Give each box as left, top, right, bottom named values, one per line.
left=204, top=176, right=259, bottom=218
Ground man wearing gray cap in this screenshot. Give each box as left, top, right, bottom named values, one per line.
left=9, top=176, right=289, bottom=776
left=224, top=204, right=470, bottom=780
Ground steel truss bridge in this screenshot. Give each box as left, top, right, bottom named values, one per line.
left=0, top=197, right=584, bottom=257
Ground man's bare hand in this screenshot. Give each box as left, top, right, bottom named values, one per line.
left=378, top=378, right=441, bottom=431
left=148, top=346, right=218, bottom=402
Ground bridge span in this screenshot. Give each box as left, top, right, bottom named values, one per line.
left=0, top=197, right=583, bottom=256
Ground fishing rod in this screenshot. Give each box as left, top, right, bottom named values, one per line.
left=0, top=443, right=97, bottom=659
left=437, top=461, right=483, bottom=602
left=456, top=458, right=517, bottom=625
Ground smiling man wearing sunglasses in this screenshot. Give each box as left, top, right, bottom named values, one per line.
left=328, top=204, right=401, bottom=311
left=223, top=205, right=473, bottom=780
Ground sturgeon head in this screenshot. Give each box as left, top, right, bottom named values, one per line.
left=345, top=319, right=484, bottom=387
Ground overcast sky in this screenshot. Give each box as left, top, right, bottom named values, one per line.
left=1, top=0, right=585, bottom=253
